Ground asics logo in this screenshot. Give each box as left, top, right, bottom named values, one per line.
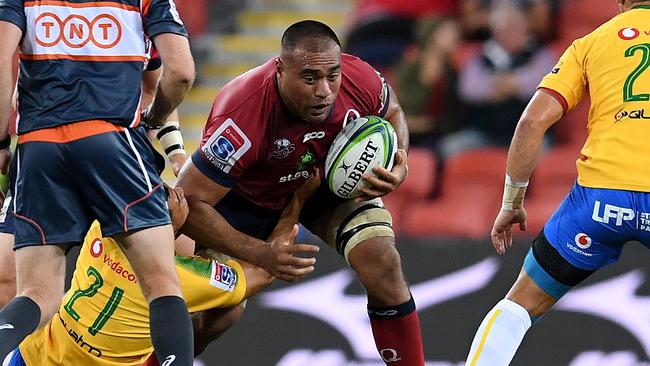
left=161, top=355, right=176, bottom=366
left=0, top=323, right=14, bottom=330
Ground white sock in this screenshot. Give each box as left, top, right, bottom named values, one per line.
left=465, top=299, right=532, bottom=366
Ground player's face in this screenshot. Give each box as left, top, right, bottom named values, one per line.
left=277, top=43, right=342, bottom=124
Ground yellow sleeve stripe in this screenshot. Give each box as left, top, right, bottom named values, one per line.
left=468, top=309, right=503, bottom=366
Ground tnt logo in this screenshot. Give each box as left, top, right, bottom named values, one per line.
left=35, top=12, right=122, bottom=49
left=591, top=201, right=635, bottom=226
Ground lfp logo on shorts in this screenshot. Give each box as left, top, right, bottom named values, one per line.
left=591, top=201, right=635, bottom=226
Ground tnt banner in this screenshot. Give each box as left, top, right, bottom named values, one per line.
left=196, top=237, right=650, bottom=366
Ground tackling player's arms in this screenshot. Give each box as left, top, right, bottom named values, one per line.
left=177, top=164, right=320, bottom=282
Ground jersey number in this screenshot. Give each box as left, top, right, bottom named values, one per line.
left=624, top=44, right=650, bottom=102
left=63, top=266, right=125, bottom=336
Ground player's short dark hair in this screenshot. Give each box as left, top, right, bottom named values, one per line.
left=281, top=20, right=341, bottom=53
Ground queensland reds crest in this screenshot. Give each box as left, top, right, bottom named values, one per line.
left=269, top=138, right=295, bottom=160
left=35, top=12, right=122, bottom=49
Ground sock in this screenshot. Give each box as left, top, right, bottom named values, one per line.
left=368, top=296, right=425, bottom=365
left=0, top=296, right=41, bottom=359
left=142, top=354, right=160, bottom=366
left=149, top=296, right=193, bottom=366
left=465, top=299, right=532, bottom=366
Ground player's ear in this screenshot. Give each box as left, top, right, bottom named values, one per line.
left=276, top=57, right=283, bottom=75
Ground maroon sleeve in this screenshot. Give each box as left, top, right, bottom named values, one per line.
left=344, top=55, right=391, bottom=117
left=190, top=92, right=260, bottom=187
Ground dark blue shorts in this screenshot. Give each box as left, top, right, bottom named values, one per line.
left=12, top=126, right=170, bottom=249
left=544, top=183, right=650, bottom=271
left=211, top=184, right=350, bottom=247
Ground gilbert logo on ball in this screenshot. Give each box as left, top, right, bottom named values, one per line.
left=325, top=116, right=397, bottom=199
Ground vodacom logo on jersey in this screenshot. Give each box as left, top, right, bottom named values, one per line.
left=35, top=12, right=122, bottom=49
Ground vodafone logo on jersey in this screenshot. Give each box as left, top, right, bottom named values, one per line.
left=35, top=12, right=122, bottom=49
left=574, top=233, right=592, bottom=249
left=90, top=238, right=104, bottom=258
left=618, top=27, right=640, bottom=41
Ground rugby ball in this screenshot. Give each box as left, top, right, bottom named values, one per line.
left=325, top=115, right=397, bottom=199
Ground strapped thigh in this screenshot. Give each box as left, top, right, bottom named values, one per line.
left=310, top=197, right=395, bottom=264
left=524, top=231, right=595, bottom=299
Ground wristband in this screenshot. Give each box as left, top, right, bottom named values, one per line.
left=0, top=136, right=11, bottom=150
left=156, top=121, right=186, bottom=158
left=502, top=174, right=529, bottom=211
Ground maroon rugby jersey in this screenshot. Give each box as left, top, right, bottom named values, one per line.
left=190, top=54, right=390, bottom=211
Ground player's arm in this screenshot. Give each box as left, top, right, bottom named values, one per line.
left=357, top=83, right=409, bottom=201
left=268, top=169, right=321, bottom=239
left=145, top=33, right=195, bottom=128
left=492, top=39, right=586, bottom=254
left=491, top=90, right=564, bottom=255
left=176, top=161, right=319, bottom=282
left=0, top=22, right=20, bottom=174
left=143, top=66, right=188, bottom=176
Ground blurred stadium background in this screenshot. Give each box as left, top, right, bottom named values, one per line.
left=10, top=0, right=647, bottom=365
left=159, top=1, right=649, bottom=365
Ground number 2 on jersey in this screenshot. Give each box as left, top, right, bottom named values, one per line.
left=624, top=43, right=650, bottom=102
left=63, top=266, right=125, bottom=336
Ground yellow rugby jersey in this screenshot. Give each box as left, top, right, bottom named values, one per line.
left=539, top=5, right=650, bottom=191
left=19, top=222, right=247, bottom=366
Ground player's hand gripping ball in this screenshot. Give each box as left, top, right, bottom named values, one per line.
left=325, top=116, right=397, bottom=199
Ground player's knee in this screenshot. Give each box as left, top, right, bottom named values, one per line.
left=0, top=271, right=16, bottom=308
left=138, top=272, right=183, bottom=302
left=18, top=285, right=62, bottom=323
left=349, top=238, right=408, bottom=299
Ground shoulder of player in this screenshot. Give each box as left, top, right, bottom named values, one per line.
left=577, top=10, right=635, bottom=48
left=341, top=53, right=383, bottom=92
